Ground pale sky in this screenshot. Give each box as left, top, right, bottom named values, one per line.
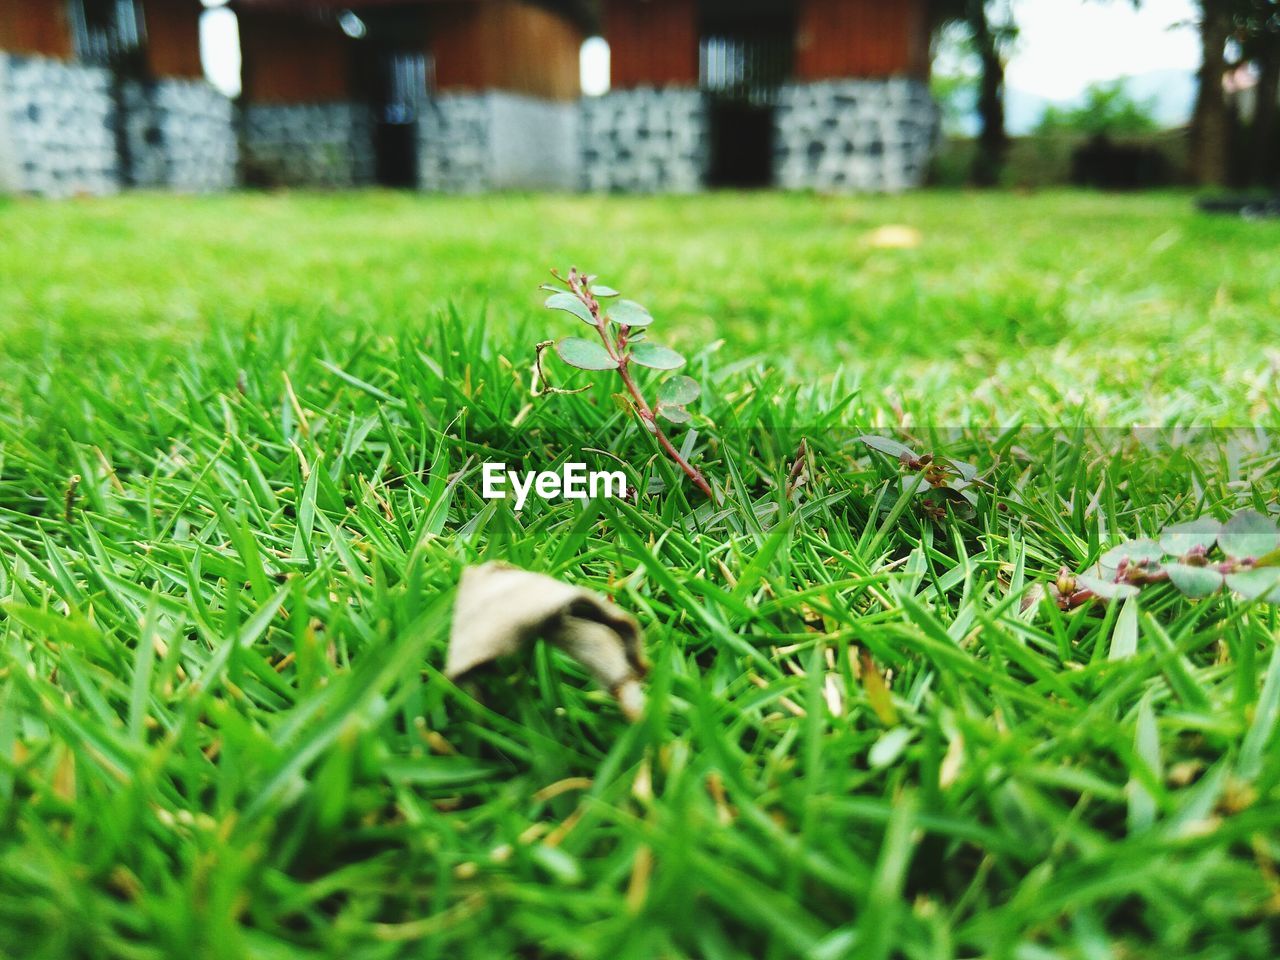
left=1006, top=0, right=1199, bottom=100
left=199, top=0, right=1202, bottom=104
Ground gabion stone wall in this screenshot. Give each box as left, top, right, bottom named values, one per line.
left=241, top=103, right=376, bottom=188
left=418, top=95, right=489, bottom=192
left=774, top=78, right=939, bottom=192
left=580, top=88, right=707, bottom=193
left=124, top=79, right=237, bottom=191
left=420, top=92, right=579, bottom=193
left=0, top=53, right=236, bottom=196
left=0, top=53, right=117, bottom=197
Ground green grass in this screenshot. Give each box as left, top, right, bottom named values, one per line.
left=1, top=190, right=1279, bottom=959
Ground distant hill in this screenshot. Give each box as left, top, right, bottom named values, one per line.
left=1004, top=69, right=1198, bottom=135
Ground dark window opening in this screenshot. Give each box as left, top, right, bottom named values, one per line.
left=71, top=0, right=146, bottom=70
left=699, top=4, right=794, bottom=188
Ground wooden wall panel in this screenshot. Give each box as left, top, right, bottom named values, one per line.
left=239, top=11, right=352, bottom=102
left=0, top=0, right=74, bottom=59
left=144, top=1, right=205, bottom=78
left=795, top=0, right=929, bottom=80
left=602, top=0, right=697, bottom=89
left=430, top=0, right=581, bottom=100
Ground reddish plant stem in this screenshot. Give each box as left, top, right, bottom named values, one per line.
left=616, top=359, right=715, bottom=500
left=562, top=269, right=715, bottom=501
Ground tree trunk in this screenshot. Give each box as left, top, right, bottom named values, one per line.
left=970, top=1, right=1007, bottom=187
left=1252, top=44, right=1280, bottom=187
left=1191, top=1, right=1232, bottom=186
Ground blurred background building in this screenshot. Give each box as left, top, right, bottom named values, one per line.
left=0, top=0, right=234, bottom=196
left=235, top=0, right=587, bottom=190
left=0, top=0, right=941, bottom=196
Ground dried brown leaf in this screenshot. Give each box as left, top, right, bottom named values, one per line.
left=446, top=563, right=648, bottom=720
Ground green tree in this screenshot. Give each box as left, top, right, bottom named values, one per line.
left=931, top=1, right=1019, bottom=186
left=1232, top=0, right=1280, bottom=186
left=1034, top=81, right=1161, bottom=137
left=1191, top=0, right=1235, bottom=185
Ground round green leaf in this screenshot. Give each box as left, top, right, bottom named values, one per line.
left=607, top=299, right=654, bottom=328
left=555, top=337, right=617, bottom=370
left=658, top=404, right=691, bottom=424
left=545, top=292, right=596, bottom=326
left=657, top=375, right=701, bottom=407
left=1159, top=519, right=1221, bottom=556
left=1226, top=567, right=1280, bottom=602
left=629, top=342, right=685, bottom=370
left=591, top=284, right=619, bottom=297
left=1218, top=510, right=1280, bottom=560
left=1165, top=563, right=1225, bottom=598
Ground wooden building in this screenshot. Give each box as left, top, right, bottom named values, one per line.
left=231, top=0, right=587, bottom=189
left=585, top=0, right=939, bottom=191
left=0, top=0, right=234, bottom=196
left=3, top=0, right=941, bottom=196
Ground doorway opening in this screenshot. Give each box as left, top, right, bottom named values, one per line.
left=699, top=2, right=793, bottom=188
left=70, top=0, right=149, bottom=185
left=351, top=9, right=429, bottom=188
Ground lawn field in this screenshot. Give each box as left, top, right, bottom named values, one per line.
left=1, top=191, right=1279, bottom=959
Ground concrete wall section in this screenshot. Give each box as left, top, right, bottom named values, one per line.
left=489, top=93, right=578, bottom=190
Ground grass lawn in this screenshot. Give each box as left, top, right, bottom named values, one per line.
left=1, top=190, right=1279, bottom=959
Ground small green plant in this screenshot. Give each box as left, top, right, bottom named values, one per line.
left=860, top=435, right=982, bottom=520
left=1053, top=509, right=1280, bottom=608
left=535, top=267, right=713, bottom=500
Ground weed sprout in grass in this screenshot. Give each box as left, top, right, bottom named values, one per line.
left=860, top=434, right=983, bottom=520
left=534, top=267, right=714, bottom=500
left=1057, top=508, right=1280, bottom=608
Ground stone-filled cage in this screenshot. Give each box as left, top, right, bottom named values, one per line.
left=232, top=0, right=587, bottom=191
left=587, top=0, right=941, bottom=193
left=0, top=0, right=235, bottom=197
